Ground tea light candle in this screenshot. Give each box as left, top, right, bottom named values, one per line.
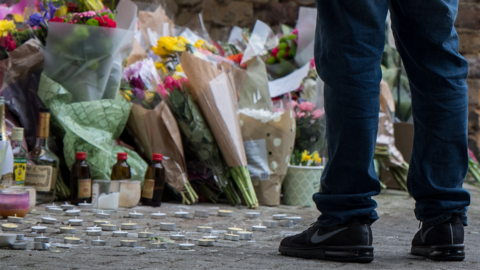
left=31, top=224, right=47, bottom=233
left=279, top=220, right=293, bottom=227
left=138, top=228, right=154, bottom=238
left=197, top=226, right=213, bottom=233
left=47, top=207, right=63, bottom=214
left=64, top=236, right=81, bottom=244
left=121, top=220, right=137, bottom=230
left=68, top=216, right=83, bottom=226
left=100, top=223, right=116, bottom=231
left=198, top=239, right=215, bottom=246
left=227, top=225, right=243, bottom=234
left=160, top=223, right=175, bottom=231
left=224, top=233, right=240, bottom=241
left=120, top=240, right=137, bottom=247
left=218, top=210, right=233, bottom=217
left=202, top=235, right=218, bottom=242
left=174, top=209, right=188, bottom=218
left=86, top=225, right=101, bottom=231
left=60, top=224, right=76, bottom=234
left=91, top=237, right=106, bottom=246
left=252, top=224, right=267, bottom=232
left=263, top=220, right=278, bottom=228
left=272, top=214, right=287, bottom=220
left=95, top=211, right=110, bottom=218
left=11, top=242, right=27, bottom=249
left=77, top=201, right=92, bottom=210
left=237, top=229, right=253, bottom=240
left=7, top=214, right=23, bottom=224
left=0, top=232, right=16, bottom=247
left=65, top=209, right=81, bottom=216
left=34, top=234, right=50, bottom=243
left=170, top=233, right=185, bottom=241
left=150, top=240, right=167, bottom=249
left=195, top=210, right=209, bottom=218
left=60, top=202, right=75, bottom=211
left=1, top=223, right=18, bottom=231
left=179, top=241, right=194, bottom=250
left=94, top=220, right=109, bottom=226
left=16, top=234, right=24, bottom=240
left=285, top=217, right=302, bottom=225
left=151, top=212, right=166, bottom=219
left=87, top=229, right=102, bottom=236
left=112, top=229, right=128, bottom=237
left=129, top=210, right=143, bottom=219
left=41, top=215, right=57, bottom=224
left=245, top=212, right=260, bottom=219
left=45, top=203, right=57, bottom=211
left=33, top=242, right=49, bottom=250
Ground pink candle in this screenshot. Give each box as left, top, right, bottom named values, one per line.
left=0, top=191, right=29, bottom=218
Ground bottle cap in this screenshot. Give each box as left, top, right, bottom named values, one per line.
left=117, top=152, right=128, bottom=160
left=75, top=152, right=86, bottom=160
left=152, top=153, right=163, bottom=161
left=11, top=127, right=24, bottom=141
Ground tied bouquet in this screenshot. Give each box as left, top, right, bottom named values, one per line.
left=293, top=101, right=326, bottom=154
left=121, top=58, right=159, bottom=109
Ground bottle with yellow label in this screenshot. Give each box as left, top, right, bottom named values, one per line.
left=70, top=152, right=91, bottom=204
left=26, top=108, right=59, bottom=204
left=11, top=128, right=27, bottom=186
left=141, top=153, right=165, bottom=207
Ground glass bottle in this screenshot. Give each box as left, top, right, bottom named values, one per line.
left=141, top=153, right=166, bottom=207
left=111, top=152, right=131, bottom=180
left=11, top=127, right=27, bottom=186
left=70, top=152, right=91, bottom=204
left=0, top=97, right=13, bottom=187
left=26, top=108, right=59, bottom=204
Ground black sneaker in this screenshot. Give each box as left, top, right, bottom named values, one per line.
left=411, top=215, right=465, bottom=261
left=278, top=217, right=374, bottom=263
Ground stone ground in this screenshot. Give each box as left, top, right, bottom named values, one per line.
left=1, top=185, right=480, bottom=270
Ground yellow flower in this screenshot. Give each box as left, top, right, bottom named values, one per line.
left=175, top=64, right=183, bottom=73
left=82, top=0, right=104, bottom=12
left=55, top=6, right=69, bottom=17
left=145, top=91, right=155, bottom=103
left=312, top=152, right=322, bottom=164
left=301, top=150, right=312, bottom=162
left=0, top=20, right=16, bottom=37
left=152, top=36, right=189, bottom=57
left=194, top=39, right=205, bottom=49
left=12, top=14, right=23, bottom=23
left=155, top=62, right=166, bottom=74
left=121, top=90, right=132, bottom=101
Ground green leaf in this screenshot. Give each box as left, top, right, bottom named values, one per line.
left=191, top=127, right=204, bottom=143
left=198, top=150, right=211, bottom=160
left=171, top=89, right=184, bottom=110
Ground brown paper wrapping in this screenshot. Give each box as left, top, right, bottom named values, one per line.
left=181, top=52, right=247, bottom=167
left=239, top=110, right=295, bottom=205
left=138, top=6, right=174, bottom=47
left=127, top=102, right=187, bottom=192
left=126, top=39, right=148, bottom=67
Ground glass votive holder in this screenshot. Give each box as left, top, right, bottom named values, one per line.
left=6, top=186, right=36, bottom=210
left=0, top=191, right=29, bottom=218
left=92, top=180, right=119, bottom=212
left=118, top=180, right=141, bottom=208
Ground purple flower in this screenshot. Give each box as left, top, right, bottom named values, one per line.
left=133, top=88, right=146, bottom=100
left=130, top=77, right=146, bottom=91
left=40, top=2, right=58, bottom=20
left=27, top=13, right=44, bottom=27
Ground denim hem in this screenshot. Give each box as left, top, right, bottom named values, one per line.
left=421, top=213, right=468, bottom=226
left=317, top=219, right=342, bottom=227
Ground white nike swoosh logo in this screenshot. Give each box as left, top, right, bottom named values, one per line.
left=420, top=227, right=433, bottom=243
left=311, top=228, right=347, bottom=244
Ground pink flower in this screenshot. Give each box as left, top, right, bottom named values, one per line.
left=292, top=29, right=298, bottom=35
left=312, top=109, right=323, bottom=119
left=291, top=100, right=298, bottom=108
left=164, top=76, right=182, bottom=92
left=271, top=47, right=279, bottom=57
left=296, top=112, right=305, bottom=118
left=310, top=57, right=315, bottom=68
left=157, top=83, right=168, bottom=97
left=298, top=101, right=315, bottom=112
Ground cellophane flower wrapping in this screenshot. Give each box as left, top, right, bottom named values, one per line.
left=42, top=0, right=137, bottom=102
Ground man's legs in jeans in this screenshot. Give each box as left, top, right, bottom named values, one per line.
left=279, top=0, right=470, bottom=262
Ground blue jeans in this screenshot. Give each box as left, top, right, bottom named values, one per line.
left=313, top=0, right=471, bottom=227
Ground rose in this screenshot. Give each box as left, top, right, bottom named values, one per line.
left=298, top=101, right=315, bottom=112
left=0, top=33, right=16, bottom=51
left=49, top=17, right=65, bottom=23
left=164, top=76, right=182, bottom=92
left=312, top=109, right=323, bottom=119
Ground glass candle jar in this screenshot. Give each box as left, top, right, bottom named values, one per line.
left=118, top=180, right=141, bottom=208
left=0, top=191, right=29, bottom=218
left=6, top=186, right=36, bottom=210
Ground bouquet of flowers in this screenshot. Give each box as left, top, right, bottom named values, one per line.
left=290, top=150, right=322, bottom=167
left=293, top=100, right=326, bottom=154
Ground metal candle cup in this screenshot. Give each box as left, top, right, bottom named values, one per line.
left=7, top=215, right=23, bottom=224
left=179, top=242, right=194, bottom=250
left=45, top=203, right=57, bottom=211
left=100, top=224, right=116, bottom=231
left=285, top=217, right=302, bottom=225
left=94, top=220, right=109, bottom=226
left=11, top=242, right=27, bottom=249
left=87, top=230, right=102, bottom=236
left=64, top=236, right=81, bottom=244
left=198, top=239, right=215, bottom=246
left=91, top=239, right=106, bottom=246
left=263, top=220, right=278, bottom=228
left=121, top=221, right=137, bottom=230
left=16, top=234, right=24, bottom=240
left=151, top=212, right=166, bottom=219
left=1, top=223, right=18, bottom=231
left=112, top=230, right=128, bottom=237
left=138, top=231, right=154, bottom=238
left=60, top=226, right=76, bottom=234
left=170, top=234, right=185, bottom=241
left=95, top=212, right=110, bottom=218
left=47, top=207, right=64, bottom=214
left=197, top=226, right=213, bottom=233
left=77, top=201, right=92, bottom=210
left=60, top=203, right=75, bottom=210
left=202, top=235, right=218, bottom=242
left=174, top=211, right=188, bottom=218
left=245, top=212, right=260, bottom=219
left=195, top=210, right=209, bottom=218
left=34, top=235, right=50, bottom=243
left=278, top=220, right=293, bottom=227
left=31, top=225, right=47, bottom=233
left=41, top=216, right=57, bottom=224
left=120, top=240, right=137, bottom=247
left=252, top=225, right=267, bottom=232
left=224, top=233, right=240, bottom=241
left=129, top=211, right=143, bottom=219
left=227, top=226, right=243, bottom=234
left=65, top=209, right=81, bottom=216
left=86, top=226, right=101, bottom=231
left=33, top=242, right=50, bottom=250
left=150, top=241, right=167, bottom=249
left=272, top=214, right=287, bottom=220
left=160, top=223, right=175, bottom=231
left=218, top=210, right=233, bottom=217
left=68, top=217, right=84, bottom=226
left=0, top=191, right=29, bottom=218
left=237, top=231, right=253, bottom=240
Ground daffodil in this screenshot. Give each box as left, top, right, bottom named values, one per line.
left=301, top=150, right=312, bottom=163
left=175, top=64, right=183, bottom=73
left=155, top=62, right=167, bottom=74
left=152, top=36, right=190, bottom=57
left=312, top=152, right=322, bottom=164
left=194, top=39, right=205, bottom=49
left=0, top=20, right=16, bottom=37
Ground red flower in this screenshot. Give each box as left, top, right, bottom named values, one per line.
left=66, top=2, right=79, bottom=12
left=1, top=33, right=17, bottom=52
left=94, top=15, right=117, bottom=28
left=49, top=17, right=65, bottom=23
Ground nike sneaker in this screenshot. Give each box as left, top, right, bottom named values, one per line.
left=278, top=217, right=374, bottom=263
left=411, top=215, right=465, bottom=261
